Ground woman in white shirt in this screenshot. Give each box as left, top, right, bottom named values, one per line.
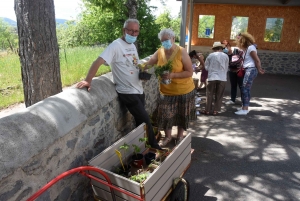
left=235, top=32, right=265, bottom=115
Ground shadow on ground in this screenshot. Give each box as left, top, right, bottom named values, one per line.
left=185, top=74, right=300, bottom=201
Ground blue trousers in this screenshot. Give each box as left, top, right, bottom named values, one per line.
left=241, top=68, right=258, bottom=107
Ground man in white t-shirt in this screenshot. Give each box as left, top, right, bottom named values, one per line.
left=77, top=19, right=161, bottom=149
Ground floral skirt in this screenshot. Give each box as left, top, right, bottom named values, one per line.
left=156, top=90, right=196, bottom=130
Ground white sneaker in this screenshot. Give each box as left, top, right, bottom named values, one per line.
left=235, top=110, right=249, bottom=115
left=195, top=97, right=201, bottom=104
left=225, top=100, right=235, bottom=105
left=237, top=108, right=249, bottom=113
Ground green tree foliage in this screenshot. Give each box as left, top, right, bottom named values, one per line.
left=264, top=18, right=283, bottom=42
left=170, top=17, right=181, bottom=42
left=137, top=1, right=161, bottom=57
left=77, top=0, right=160, bottom=58
left=155, top=10, right=181, bottom=42
left=155, top=10, right=172, bottom=29
left=0, top=19, right=18, bottom=53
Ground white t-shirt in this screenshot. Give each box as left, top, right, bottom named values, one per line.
left=243, top=45, right=257, bottom=68
left=100, top=38, right=143, bottom=94
left=205, top=52, right=229, bottom=81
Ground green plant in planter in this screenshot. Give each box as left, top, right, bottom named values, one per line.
left=156, top=148, right=169, bottom=163
left=154, top=60, right=173, bottom=78
left=130, top=168, right=150, bottom=184
left=139, top=137, right=151, bottom=148
left=148, top=162, right=159, bottom=173
left=119, top=143, right=130, bottom=167
left=131, top=143, right=144, bottom=168
left=132, top=144, right=141, bottom=157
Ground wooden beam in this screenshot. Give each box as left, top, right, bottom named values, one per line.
left=282, top=0, right=291, bottom=4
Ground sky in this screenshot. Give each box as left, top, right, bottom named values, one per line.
left=0, top=0, right=182, bottom=21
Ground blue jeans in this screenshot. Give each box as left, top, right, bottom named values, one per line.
left=241, top=68, right=258, bottom=107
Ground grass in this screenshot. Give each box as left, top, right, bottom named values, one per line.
left=0, top=46, right=110, bottom=109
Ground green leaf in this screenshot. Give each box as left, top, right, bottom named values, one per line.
left=154, top=60, right=173, bottom=77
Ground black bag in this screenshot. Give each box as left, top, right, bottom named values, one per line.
left=229, top=48, right=244, bottom=69
left=139, top=70, right=152, bottom=80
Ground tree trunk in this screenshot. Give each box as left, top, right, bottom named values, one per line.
left=125, top=0, right=138, bottom=19
left=125, top=0, right=139, bottom=51
left=15, top=0, right=62, bottom=107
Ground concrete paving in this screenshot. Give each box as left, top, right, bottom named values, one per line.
left=184, top=74, right=300, bottom=201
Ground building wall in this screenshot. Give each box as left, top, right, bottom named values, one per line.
left=189, top=4, right=300, bottom=52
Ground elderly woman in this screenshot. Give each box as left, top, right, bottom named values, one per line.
left=235, top=32, right=265, bottom=115
left=145, top=28, right=196, bottom=146
left=201, top=42, right=229, bottom=115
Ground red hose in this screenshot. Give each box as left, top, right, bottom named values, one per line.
left=26, top=166, right=143, bottom=201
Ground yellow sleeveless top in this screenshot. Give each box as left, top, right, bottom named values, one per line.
left=157, top=45, right=195, bottom=95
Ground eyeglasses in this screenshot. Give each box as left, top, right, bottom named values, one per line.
left=125, top=28, right=139, bottom=34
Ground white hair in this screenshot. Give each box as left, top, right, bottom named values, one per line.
left=158, top=28, right=175, bottom=40
left=123, top=19, right=140, bottom=28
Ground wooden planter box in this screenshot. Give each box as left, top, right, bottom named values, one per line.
left=88, top=123, right=191, bottom=201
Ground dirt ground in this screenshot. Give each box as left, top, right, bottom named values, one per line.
left=0, top=86, right=75, bottom=119
left=0, top=103, right=26, bottom=118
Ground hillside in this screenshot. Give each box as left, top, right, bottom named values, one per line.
left=1, top=17, right=17, bottom=27
left=0, top=17, right=68, bottom=27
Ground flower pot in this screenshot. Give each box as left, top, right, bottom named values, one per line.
left=119, top=164, right=131, bottom=177
left=144, top=152, right=156, bottom=165
left=139, top=71, right=152, bottom=80
left=161, top=70, right=171, bottom=85
left=131, top=153, right=144, bottom=168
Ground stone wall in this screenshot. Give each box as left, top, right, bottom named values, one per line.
left=191, top=46, right=300, bottom=75
left=0, top=63, right=159, bottom=201
left=258, top=51, right=300, bottom=75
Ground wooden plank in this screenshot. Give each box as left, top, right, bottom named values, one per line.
left=88, top=125, right=191, bottom=201
left=89, top=124, right=147, bottom=200
left=89, top=124, right=146, bottom=169
left=143, top=133, right=191, bottom=192
left=90, top=167, right=141, bottom=193
left=144, top=141, right=191, bottom=201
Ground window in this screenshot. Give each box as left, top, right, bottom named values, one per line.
left=198, top=15, right=215, bottom=38
left=264, top=18, right=284, bottom=42
left=230, top=16, right=249, bottom=39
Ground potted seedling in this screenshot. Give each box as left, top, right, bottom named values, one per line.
left=130, top=168, right=150, bottom=184
left=138, top=63, right=152, bottom=80
left=131, top=144, right=144, bottom=168
left=148, top=160, right=160, bottom=172
left=156, top=148, right=170, bottom=163
left=140, top=137, right=157, bottom=165
left=115, top=143, right=131, bottom=177
left=154, top=60, right=173, bottom=85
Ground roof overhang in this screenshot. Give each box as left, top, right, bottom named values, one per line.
left=176, top=0, right=300, bottom=6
